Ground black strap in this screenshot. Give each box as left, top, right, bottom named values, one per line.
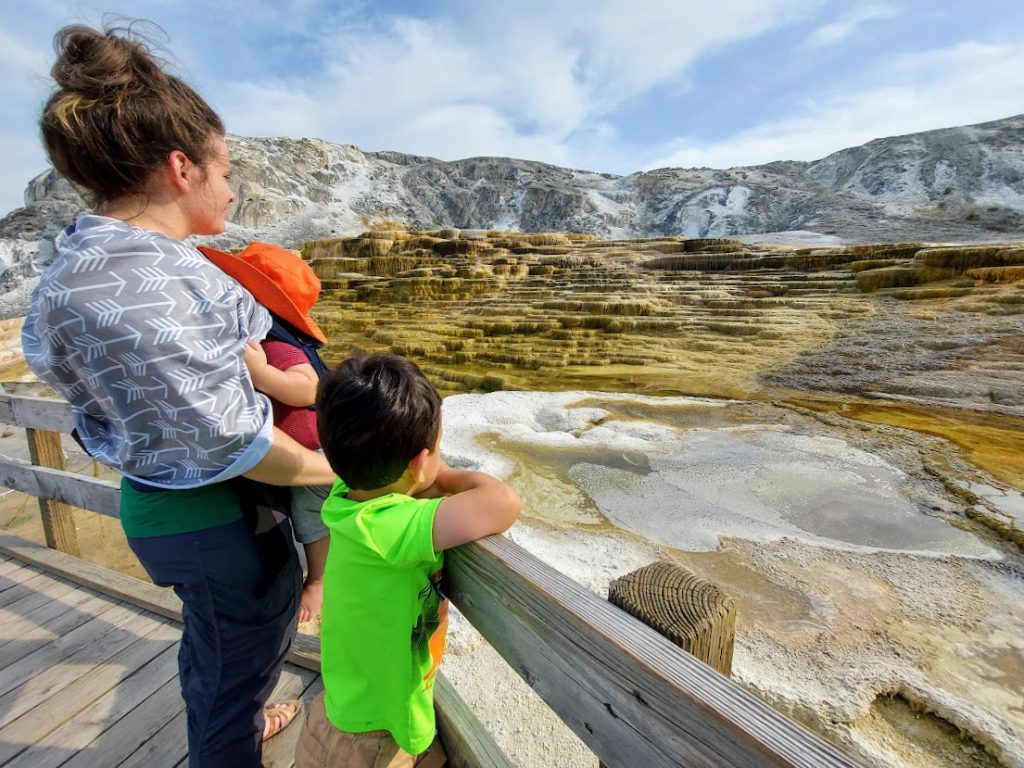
left=266, top=316, right=329, bottom=378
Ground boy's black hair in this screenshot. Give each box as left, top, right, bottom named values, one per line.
left=316, top=353, right=442, bottom=490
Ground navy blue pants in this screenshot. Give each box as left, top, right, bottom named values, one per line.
left=129, top=518, right=301, bottom=767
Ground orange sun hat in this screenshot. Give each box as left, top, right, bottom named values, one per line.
left=199, top=242, right=328, bottom=344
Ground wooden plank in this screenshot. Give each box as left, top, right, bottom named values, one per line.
left=26, top=427, right=81, bottom=555
left=435, top=673, right=516, bottom=768
left=0, top=565, right=39, bottom=598
left=0, top=394, right=75, bottom=432
left=444, top=535, right=863, bottom=768
left=0, top=458, right=120, bottom=519
left=0, top=534, right=180, bottom=619
left=0, top=606, right=169, bottom=727
left=0, top=556, right=28, bottom=577
left=0, top=569, right=72, bottom=609
left=53, top=673, right=186, bottom=768
left=0, top=577, right=80, bottom=637
left=0, top=601, right=153, bottom=700
left=0, top=622, right=179, bottom=763
left=0, top=533, right=321, bottom=669
left=0, top=593, right=118, bottom=671
left=0, top=575, right=92, bottom=654
left=0, top=579, right=96, bottom=639
left=116, top=708, right=188, bottom=768
left=0, top=533, right=558, bottom=768
left=3, top=643, right=181, bottom=768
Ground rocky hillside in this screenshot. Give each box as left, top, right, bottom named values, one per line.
left=2, top=114, right=1022, bottom=313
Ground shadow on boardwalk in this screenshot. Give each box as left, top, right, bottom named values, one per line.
left=0, top=555, right=320, bottom=767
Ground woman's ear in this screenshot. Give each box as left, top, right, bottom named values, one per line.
left=166, top=149, right=193, bottom=194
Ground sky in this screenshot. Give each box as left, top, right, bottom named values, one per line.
left=1, top=1, right=1023, bottom=216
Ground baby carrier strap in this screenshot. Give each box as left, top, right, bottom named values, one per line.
left=266, top=316, right=329, bottom=378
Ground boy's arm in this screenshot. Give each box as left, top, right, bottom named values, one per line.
left=243, top=341, right=319, bottom=407
left=430, top=467, right=521, bottom=551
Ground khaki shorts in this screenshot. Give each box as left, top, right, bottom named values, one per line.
left=295, top=692, right=446, bottom=768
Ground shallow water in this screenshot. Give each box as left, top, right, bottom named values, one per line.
left=442, top=390, right=1023, bottom=768
left=448, top=392, right=995, bottom=557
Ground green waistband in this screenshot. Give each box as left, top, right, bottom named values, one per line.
left=119, top=479, right=244, bottom=538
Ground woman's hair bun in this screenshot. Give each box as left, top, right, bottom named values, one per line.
left=50, top=24, right=164, bottom=98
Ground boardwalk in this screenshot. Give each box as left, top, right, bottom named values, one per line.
left=0, top=551, right=322, bottom=767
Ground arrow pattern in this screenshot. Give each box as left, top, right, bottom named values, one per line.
left=21, top=215, right=274, bottom=487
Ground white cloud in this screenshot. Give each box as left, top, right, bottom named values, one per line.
left=647, top=40, right=1024, bottom=170
left=218, top=0, right=820, bottom=168
left=805, top=2, right=898, bottom=48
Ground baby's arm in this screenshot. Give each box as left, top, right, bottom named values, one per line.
left=243, top=341, right=319, bottom=407
left=429, top=465, right=521, bottom=551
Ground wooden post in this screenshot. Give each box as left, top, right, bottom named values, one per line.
left=608, top=561, right=735, bottom=677
left=25, top=428, right=80, bottom=556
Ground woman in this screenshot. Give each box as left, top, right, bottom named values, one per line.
left=21, top=23, right=336, bottom=767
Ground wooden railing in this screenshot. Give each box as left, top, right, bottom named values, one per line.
left=0, top=393, right=863, bottom=768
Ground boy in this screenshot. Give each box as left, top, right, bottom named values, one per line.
left=200, top=242, right=333, bottom=622
left=296, top=353, right=521, bottom=767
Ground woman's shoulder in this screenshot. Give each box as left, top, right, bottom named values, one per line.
left=59, top=215, right=232, bottom=278
left=59, top=214, right=190, bottom=257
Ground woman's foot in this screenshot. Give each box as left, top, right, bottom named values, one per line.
left=298, top=578, right=324, bottom=624
left=262, top=699, right=302, bottom=741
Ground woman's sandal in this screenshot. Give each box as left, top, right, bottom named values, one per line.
left=262, top=699, right=302, bottom=741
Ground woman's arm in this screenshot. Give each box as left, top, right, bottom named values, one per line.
left=243, top=427, right=336, bottom=486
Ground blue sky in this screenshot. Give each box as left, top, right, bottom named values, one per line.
left=1, top=1, right=1023, bottom=215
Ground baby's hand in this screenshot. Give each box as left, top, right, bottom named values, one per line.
left=243, top=339, right=268, bottom=371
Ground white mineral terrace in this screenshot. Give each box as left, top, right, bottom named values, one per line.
left=440, top=391, right=1023, bottom=768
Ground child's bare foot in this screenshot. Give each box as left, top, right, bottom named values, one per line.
left=298, top=578, right=323, bottom=623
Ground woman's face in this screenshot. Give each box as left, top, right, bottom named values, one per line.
left=183, top=135, right=236, bottom=236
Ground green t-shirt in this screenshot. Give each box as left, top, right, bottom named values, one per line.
left=319, top=482, right=446, bottom=755
left=119, top=478, right=243, bottom=538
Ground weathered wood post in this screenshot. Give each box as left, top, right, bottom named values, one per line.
left=596, top=562, right=737, bottom=768
left=25, top=428, right=80, bottom=556
left=608, top=561, right=736, bottom=677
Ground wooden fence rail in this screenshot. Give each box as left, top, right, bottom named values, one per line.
left=0, top=392, right=863, bottom=768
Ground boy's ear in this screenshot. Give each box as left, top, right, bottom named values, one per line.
left=407, top=447, right=431, bottom=483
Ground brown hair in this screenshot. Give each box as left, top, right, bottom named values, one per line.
left=40, top=22, right=225, bottom=206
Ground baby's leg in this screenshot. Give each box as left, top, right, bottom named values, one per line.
left=289, top=484, right=332, bottom=623
left=299, top=535, right=329, bottom=623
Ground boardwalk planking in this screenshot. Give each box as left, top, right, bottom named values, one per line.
left=0, top=549, right=332, bottom=768
left=57, top=673, right=186, bottom=768
left=0, top=570, right=69, bottom=609
left=0, top=612, right=173, bottom=730
left=0, top=580, right=89, bottom=648
left=0, top=567, right=38, bottom=599
left=0, top=593, right=120, bottom=672
left=117, top=708, right=188, bottom=768
left=3, top=644, right=182, bottom=768
left=0, top=623, right=179, bottom=763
